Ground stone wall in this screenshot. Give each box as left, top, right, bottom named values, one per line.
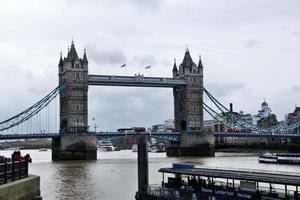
left=0, top=175, right=41, bottom=200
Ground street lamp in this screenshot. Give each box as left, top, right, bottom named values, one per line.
left=92, top=117, right=97, bottom=132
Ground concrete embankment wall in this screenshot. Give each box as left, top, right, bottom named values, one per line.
left=0, top=175, right=41, bottom=200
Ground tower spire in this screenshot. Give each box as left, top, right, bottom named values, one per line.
left=172, top=58, right=178, bottom=72
left=67, top=40, right=79, bottom=62
left=58, top=51, right=64, bottom=66
left=198, top=54, right=203, bottom=68
left=82, top=48, right=88, bottom=63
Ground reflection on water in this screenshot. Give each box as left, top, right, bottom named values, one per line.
left=1, top=150, right=300, bottom=200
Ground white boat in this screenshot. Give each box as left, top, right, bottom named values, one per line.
left=258, top=152, right=300, bottom=164
left=258, top=153, right=277, bottom=163
left=132, top=144, right=138, bottom=152
left=150, top=143, right=166, bottom=153
left=39, top=148, right=48, bottom=152
left=98, top=140, right=114, bottom=152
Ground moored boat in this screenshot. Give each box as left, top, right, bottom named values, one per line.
left=39, top=148, right=48, bottom=152
left=150, top=143, right=166, bottom=153
left=98, top=140, right=114, bottom=152
left=132, top=144, right=138, bottom=152
left=259, top=152, right=300, bottom=164
left=258, top=153, right=277, bottom=163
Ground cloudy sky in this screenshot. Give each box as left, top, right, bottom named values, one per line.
left=0, top=0, right=299, bottom=131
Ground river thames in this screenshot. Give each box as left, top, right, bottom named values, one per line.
left=1, top=150, right=300, bottom=200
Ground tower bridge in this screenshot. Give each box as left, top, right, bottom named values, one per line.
left=53, top=41, right=213, bottom=160
left=1, top=41, right=300, bottom=160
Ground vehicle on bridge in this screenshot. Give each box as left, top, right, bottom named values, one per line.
left=117, top=127, right=146, bottom=133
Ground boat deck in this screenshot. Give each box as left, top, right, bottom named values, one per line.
left=159, top=167, right=300, bottom=186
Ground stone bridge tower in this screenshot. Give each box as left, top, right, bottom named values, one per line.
left=167, top=49, right=215, bottom=157
left=173, top=49, right=203, bottom=131
left=52, top=41, right=97, bottom=160
left=58, top=41, right=88, bottom=133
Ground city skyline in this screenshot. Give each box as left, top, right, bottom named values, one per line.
left=0, top=0, right=299, bottom=130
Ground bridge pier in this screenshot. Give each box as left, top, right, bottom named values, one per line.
left=166, top=131, right=215, bottom=157
left=52, top=133, right=97, bottom=160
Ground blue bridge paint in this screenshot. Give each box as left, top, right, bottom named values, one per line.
left=1, top=131, right=300, bottom=141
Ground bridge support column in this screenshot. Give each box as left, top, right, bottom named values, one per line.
left=52, top=133, right=97, bottom=160
left=166, top=131, right=215, bottom=157
left=137, top=136, right=148, bottom=192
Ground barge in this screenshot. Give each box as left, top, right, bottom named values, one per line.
left=136, top=164, right=300, bottom=200
left=259, top=153, right=300, bottom=164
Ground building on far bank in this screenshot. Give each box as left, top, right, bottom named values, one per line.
left=254, top=100, right=278, bottom=129
left=151, top=119, right=175, bottom=132
left=287, top=106, right=300, bottom=124
left=285, top=106, right=300, bottom=133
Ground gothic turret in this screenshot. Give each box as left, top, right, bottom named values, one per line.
left=82, top=48, right=88, bottom=64
left=172, top=59, right=178, bottom=77
left=67, top=41, right=79, bottom=62
left=182, top=48, right=193, bottom=67
left=179, top=48, right=198, bottom=75
left=58, top=52, right=64, bottom=67
left=198, top=55, right=203, bottom=68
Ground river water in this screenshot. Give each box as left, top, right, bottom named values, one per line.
left=1, top=149, right=300, bottom=200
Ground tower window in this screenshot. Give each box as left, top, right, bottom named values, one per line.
left=75, top=63, right=80, bottom=68
left=76, top=72, right=80, bottom=79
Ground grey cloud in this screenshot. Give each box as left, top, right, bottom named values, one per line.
left=205, top=82, right=245, bottom=98
left=87, top=43, right=127, bottom=66
left=131, top=54, right=158, bottom=67
left=245, top=39, right=263, bottom=48
left=283, top=26, right=299, bottom=37
left=129, top=0, right=163, bottom=10
left=291, top=85, right=300, bottom=92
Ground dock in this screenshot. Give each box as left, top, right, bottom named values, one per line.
left=136, top=164, right=300, bottom=200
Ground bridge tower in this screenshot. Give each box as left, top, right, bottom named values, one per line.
left=167, top=49, right=215, bottom=156
left=173, top=49, right=204, bottom=131
left=52, top=41, right=97, bottom=160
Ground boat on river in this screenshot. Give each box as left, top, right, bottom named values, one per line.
left=150, top=143, right=166, bottom=153
left=136, top=164, right=300, bottom=200
left=98, top=140, right=114, bottom=151
left=39, top=148, right=48, bottom=152
left=259, top=152, right=300, bottom=164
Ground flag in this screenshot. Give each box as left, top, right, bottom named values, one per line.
left=121, top=64, right=126, bottom=68
left=145, top=66, right=151, bottom=69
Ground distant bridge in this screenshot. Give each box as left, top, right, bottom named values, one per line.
left=1, top=131, right=300, bottom=141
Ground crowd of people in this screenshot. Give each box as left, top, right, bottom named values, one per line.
left=11, top=151, right=32, bottom=163
left=0, top=151, right=31, bottom=163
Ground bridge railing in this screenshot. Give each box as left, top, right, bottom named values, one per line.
left=0, top=160, right=28, bottom=185
left=60, top=126, right=89, bottom=133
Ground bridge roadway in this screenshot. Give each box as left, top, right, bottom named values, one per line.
left=88, top=74, right=186, bottom=88
left=1, top=131, right=300, bottom=140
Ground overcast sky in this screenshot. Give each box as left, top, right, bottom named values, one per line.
left=0, top=0, right=299, bottom=131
